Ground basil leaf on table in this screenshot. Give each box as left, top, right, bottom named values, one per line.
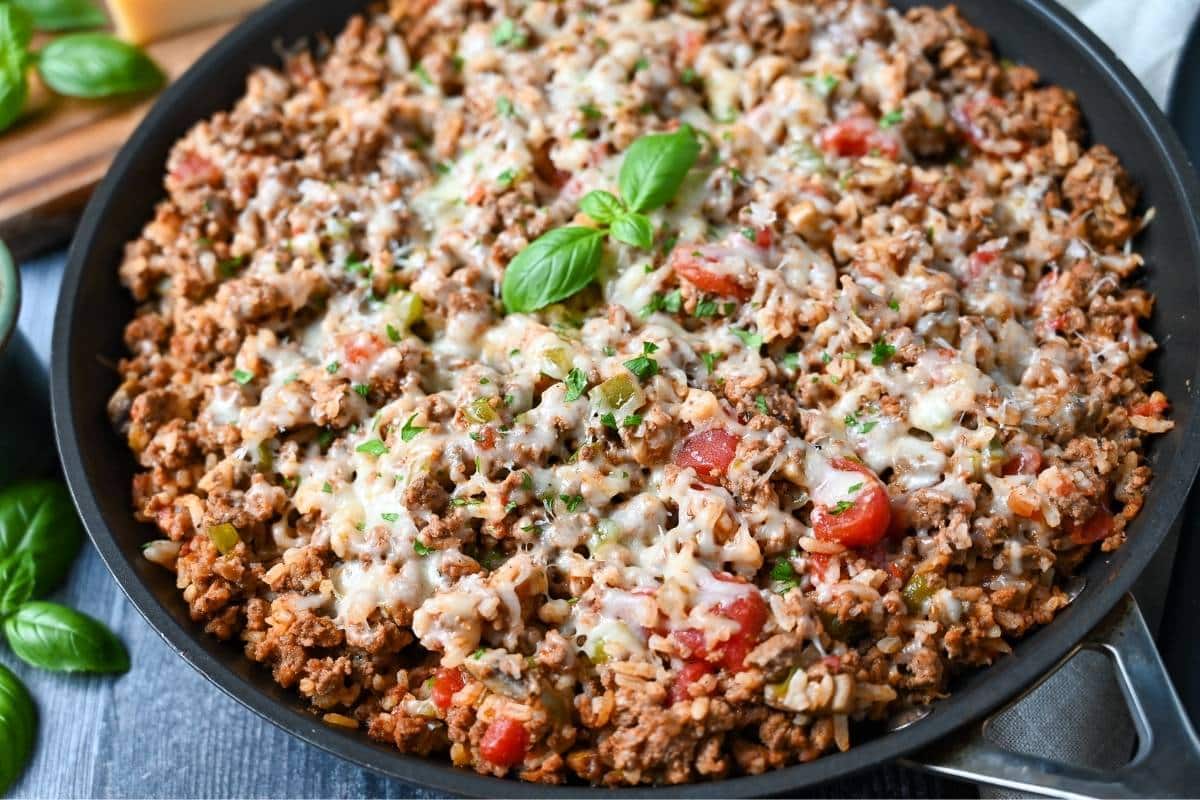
left=0, top=66, right=27, bottom=133
left=36, top=33, right=164, bottom=98
left=610, top=212, right=654, bottom=250
left=501, top=226, right=604, bottom=313
left=4, top=602, right=130, bottom=673
left=0, top=4, right=31, bottom=132
left=0, top=662, right=35, bottom=795
left=9, top=0, right=106, bottom=31
left=0, top=480, right=83, bottom=596
left=0, top=553, right=35, bottom=619
left=579, top=189, right=625, bottom=225
left=0, top=3, right=34, bottom=50
left=617, top=124, right=701, bottom=213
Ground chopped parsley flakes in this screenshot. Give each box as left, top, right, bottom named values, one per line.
left=871, top=339, right=896, bottom=366
left=400, top=413, right=426, bottom=442
left=564, top=367, right=588, bottom=402
left=356, top=439, right=388, bottom=456
left=623, top=342, right=659, bottom=380
left=731, top=327, right=763, bottom=351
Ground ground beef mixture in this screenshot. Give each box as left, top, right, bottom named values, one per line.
left=112, top=0, right=1171, bottom=786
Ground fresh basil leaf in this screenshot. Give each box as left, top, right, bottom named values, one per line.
left=501, top=226, right=604, bottom=313
left=579, top=190, right=624, bottom=224
left=0, top=3, right=33, bottom=50
left=0, top=481, right=83, bottom=597
left=36, top=33, right=164, bottom=98
left=0, top=4, right=31, bottom=133
left=0, top=553, right=35, bottom=618
left=0, top=66, right=27, bottom=133
left=10, top=0, right=106, bottom=31
left=610, top=212, right=653, bottom=249
left=617, top=124, right=700, bottom=213
left=4, top=601, right=130, bottom=673
left=0, top=662, right=35, bottom=795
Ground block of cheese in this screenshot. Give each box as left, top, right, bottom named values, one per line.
left=107, top=0, right=267, bottom=45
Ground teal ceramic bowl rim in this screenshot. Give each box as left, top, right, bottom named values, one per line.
left=0, top=240, right=19, bottom=355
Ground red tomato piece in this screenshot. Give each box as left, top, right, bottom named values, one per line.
left=669, top=660, right=716, bottom=705
left=670, top=585, right=766, bottom=673
left=811, top=458, right=892, bottom=549
left=1069, top=508, right=1114, bottom=546
left=754, top=227, right=773, bottom=249
left=1002, top=445, right=1043, bottom=476
left=717, top=592, right=767, bottom=671
left=672, top=628, right=707, bottom=659
left=171, top=151, right=221, bottom=186
left=675, top=429, right=740, bottom=484
left=479, top=718, right=530, bottom=768
left=430, top=667, right=465, bottom=711
left=343, top=332, right=385, bottom=365
left=817, top=116, right=901, bottom=159
left=966, top=248, right=999, bottom=280
left=668, top=245, right=751, bottom=300
left=1132, top=396, right=1169, bottom=417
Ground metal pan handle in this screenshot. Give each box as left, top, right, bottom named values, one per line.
left=907, top=594, right=1200, bottom=798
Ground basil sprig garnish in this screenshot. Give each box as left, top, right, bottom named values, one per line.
left=501, top=124, right=701, bottom=313
left=0, top=1, right=163, bottom=133
left=0, top=480, right=131, bottom=788
left=0, top=662, right=34, bottom=795
left=4, top=602, right=130, bottom=673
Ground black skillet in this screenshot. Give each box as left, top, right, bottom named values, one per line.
left=50, top=0, right=1200, bottom=796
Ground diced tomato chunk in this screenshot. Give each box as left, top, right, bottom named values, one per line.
left=479, top=718, right=530, bottom=768
left=343, top=332, right=385, bottom=364
left=669, top=660, right=715, bottom=705
left=669, top=245, right=751, bottom=300
left=675, top=429, right=740, bottom=484
left=817, top=116, right=901, bottom=159
left=1132, top=395, right=1169, bottom=417
left=811, top=458, right=892, bottom=549
left=718, top=592, right=767, bottom=671
left=1002, top=445, right=1043, bottom=476
left=1069, top=508, right=1114, bottom=546
left=966, top=248, right=999, bottom=280
left=430, top=667, right=465, bottom=711
left=670, top=579, right=767, bottom=673
left=672, top=627, right=707, bottom=658
left=754, top=227, right=773, bottom=249
left=171, top=151, right=221, bottom=186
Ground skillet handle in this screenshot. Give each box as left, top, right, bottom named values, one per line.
left=906, top=594, right=1200, bottom=798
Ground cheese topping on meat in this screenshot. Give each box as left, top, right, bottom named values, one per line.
left=110, top=0, right=1170, bottom=785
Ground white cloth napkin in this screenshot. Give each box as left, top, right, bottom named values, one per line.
left=1058, top=0, right=1200, bottom=107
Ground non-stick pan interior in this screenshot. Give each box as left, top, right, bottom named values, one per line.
left=52, top=1, right=1200, bottom=796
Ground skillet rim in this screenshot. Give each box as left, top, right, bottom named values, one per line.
left=50, top=0, right=1200, bottom=796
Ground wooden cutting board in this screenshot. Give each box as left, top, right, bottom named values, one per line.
left=0, top=19, right=238, bottom=261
